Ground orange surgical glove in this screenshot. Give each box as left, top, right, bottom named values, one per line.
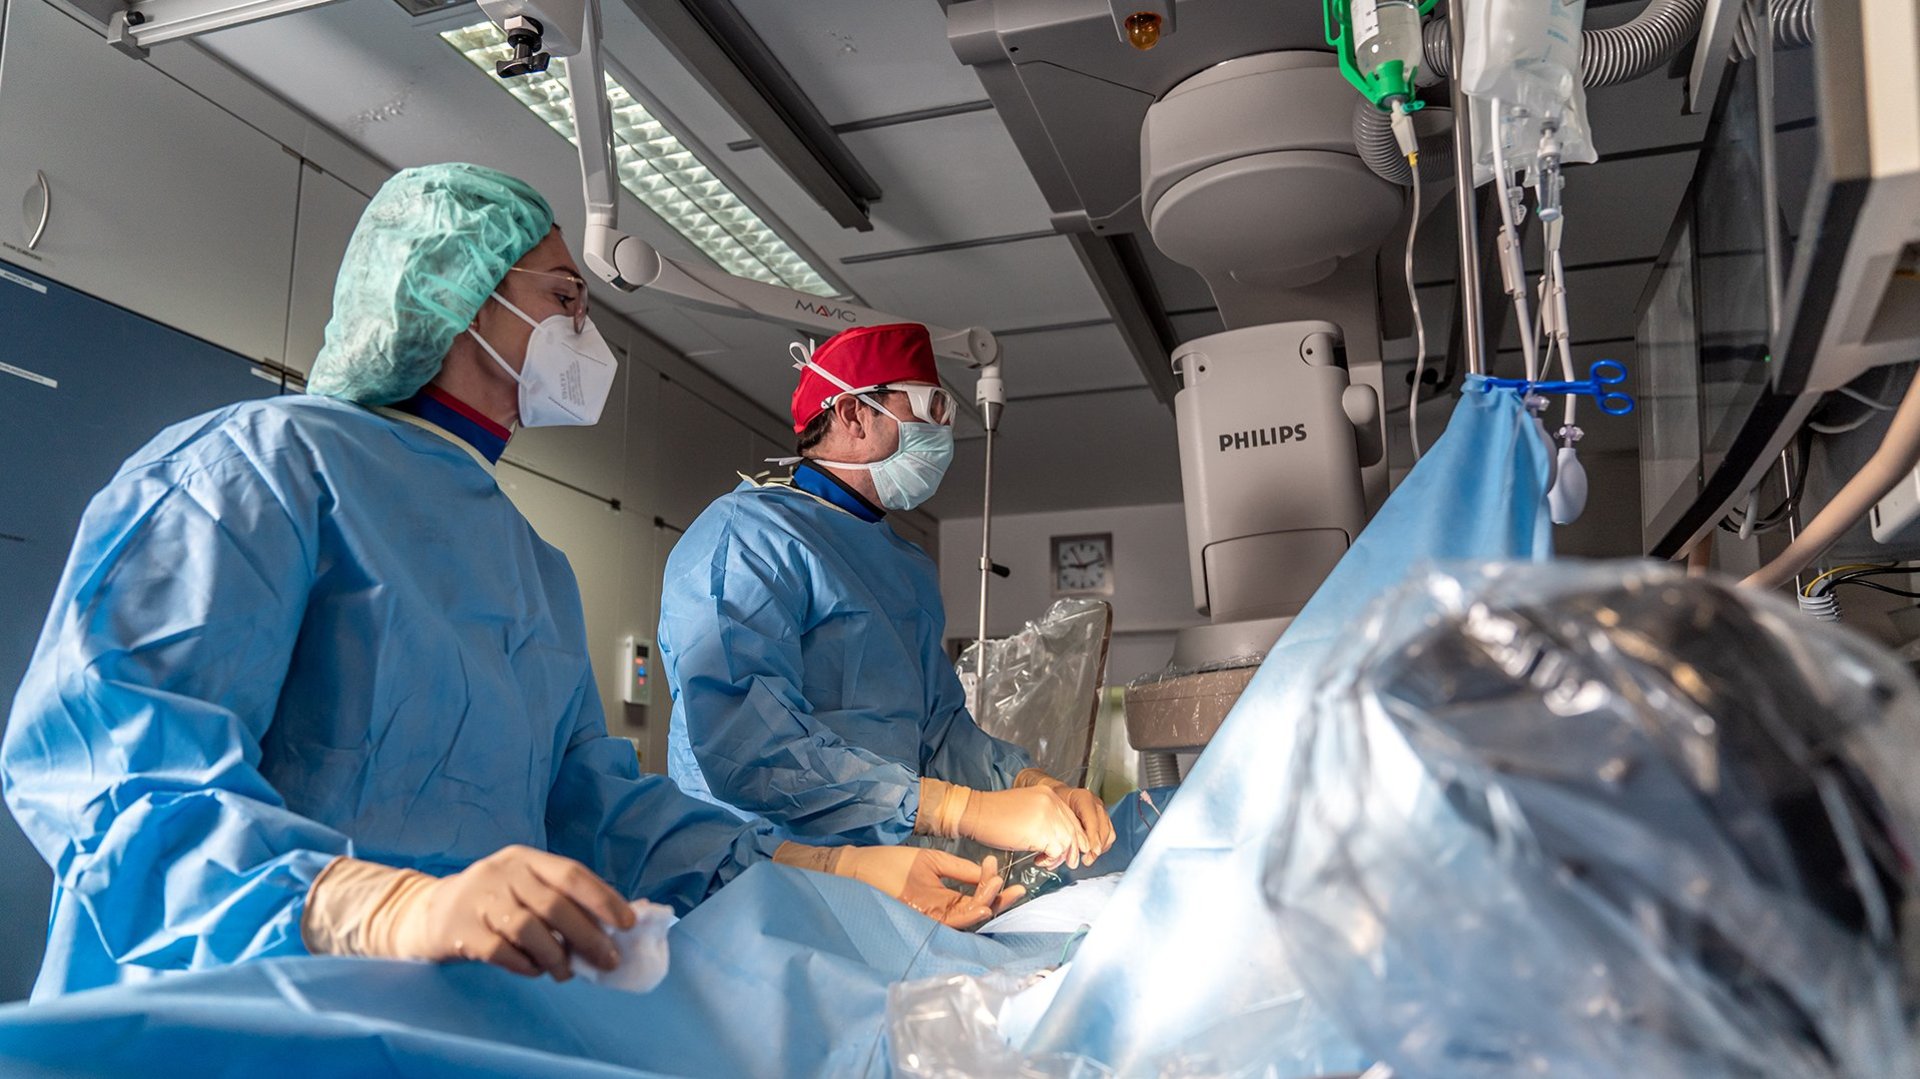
left=772, top=842, right=1023, bottom=929
left=916, top=777, right=1092, bottom=869
left=1015, top=768, right=1117, bottom=867
left=302, top=846, right=635, bottom=982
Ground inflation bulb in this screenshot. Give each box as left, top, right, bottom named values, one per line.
left=1548, top=431, right=1588, bottom=525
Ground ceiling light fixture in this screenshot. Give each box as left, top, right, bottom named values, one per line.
left=442, top=21, right=836, bottom=297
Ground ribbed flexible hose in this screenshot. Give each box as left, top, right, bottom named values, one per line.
left=1421, top=0, right=1707, bottom=87
left=1352, top=99, right=1456, bottom=187
left=1139, top=752, right=1181, bottom=790
left=1365, top=0, right=1706, bottom=183
left=1733, top=0, right=1817, bottom=61
left=1797, top=591, right=1842, bottom=622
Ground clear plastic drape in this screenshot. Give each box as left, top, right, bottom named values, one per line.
left=958, top=599, right=1114, bottom=789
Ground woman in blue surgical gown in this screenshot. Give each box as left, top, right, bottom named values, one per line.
left=0, top=163, right=1010, bottom=1001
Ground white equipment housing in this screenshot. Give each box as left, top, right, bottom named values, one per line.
left=1872, top=466, right=1920, bottom=547
left=1174, top=322, right=1370, bottom=626
left=1123, top=54, right=1396, bottom=755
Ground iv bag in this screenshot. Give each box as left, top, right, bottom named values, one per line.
left=1460, top=0, right=1597, bottom=183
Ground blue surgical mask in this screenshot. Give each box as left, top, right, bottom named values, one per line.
left=815, top=400, right=954, bottom=511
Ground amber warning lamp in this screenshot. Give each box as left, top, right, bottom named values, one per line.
left=1111, top=2, right=1174, bottom=50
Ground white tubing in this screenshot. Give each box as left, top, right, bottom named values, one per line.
left=1744, top=373, right=1920, bottom=591
left=1489, top=122, right=1541, bottom=383
left=1407, top=148, right=1429, bottom=459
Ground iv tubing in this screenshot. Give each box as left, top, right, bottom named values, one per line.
left=1406, top=145, right=1429, bottom=458
left=975, top=425, right=994, bottom=659
left=1545, top=222, right=1578, bottom=426
left=1490, top=117, right=1542, bottom=383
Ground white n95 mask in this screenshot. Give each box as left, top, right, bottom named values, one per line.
left=470, top=291, right=618, bottom=428
left=815, top=402, right=955, bottom=511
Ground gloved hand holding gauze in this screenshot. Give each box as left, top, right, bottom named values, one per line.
left=570, top=901, right=677, bottom=993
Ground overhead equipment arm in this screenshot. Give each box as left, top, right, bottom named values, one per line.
left=480, top=0, right=999, bottom=369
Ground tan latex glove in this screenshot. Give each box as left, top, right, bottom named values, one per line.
left=302, top=846, right=635, bottom=982
left=1016, top=768, right=1117, bottom=867
left=917, top=777, right=1091, bottom=870
left=773, top=842, right=1023, bottom=929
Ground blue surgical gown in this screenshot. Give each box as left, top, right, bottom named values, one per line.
left=658, top=472, right=1032, bottom=847
left=0, top=395, right=783, bottom=999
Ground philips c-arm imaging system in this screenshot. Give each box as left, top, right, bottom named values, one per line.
left=936, top=0, right=1688, bottom=760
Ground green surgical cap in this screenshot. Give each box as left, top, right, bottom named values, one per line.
left=307, top=163, right=554, bottom=405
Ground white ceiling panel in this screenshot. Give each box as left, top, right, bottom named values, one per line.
left=1169, top=309, right=1228, bottom=344
left=817, top=113, right=1058, bottom=258
left=728, top=0, right=988, bottom=127
left=1585, top=75, right=1707, bottom=157
left=703, top=109, right=1054, bottom=270
left=201, top=2, right=719, bottom=273
left=998, top=323, right=1148, bottom=398
left=839, top=236, right=1108, bottom=332
left=614, top=305, right=731, bottom=359
left=1559, top=154, right=1696, bottom=267
left=1137, top=241, right=1219, bottom=315
left=669, top=307, right=810, bottom=353
left=1405, top=263, right=1646, bottom=382
left=929, top=387, right=1183, bottom=517
left=596, top=1, right=752, bottom=147
left=1500, top=263, right=1652, bottom=348
left=1580, top=5, right=1708, bottom=154
left=677, top=345, right=796, bottom=422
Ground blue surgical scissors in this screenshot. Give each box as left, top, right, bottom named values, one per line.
left=1477, top=360, right=1634, bottom=415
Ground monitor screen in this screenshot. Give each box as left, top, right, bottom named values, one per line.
left=1638, top=57, right=1809, bottom=553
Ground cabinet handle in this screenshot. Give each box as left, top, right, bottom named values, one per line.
left=26, top=171, right=50, bottom=251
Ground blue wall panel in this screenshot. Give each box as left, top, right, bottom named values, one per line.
left=0, top=259, right=281, bottom=1000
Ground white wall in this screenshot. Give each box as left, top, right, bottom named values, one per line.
left=940, top=502, right=1204, bottom=684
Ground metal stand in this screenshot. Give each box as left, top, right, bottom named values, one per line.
left=973, top=362, right=1006, bottom=664
left=1448, top=2, right=1487, bottom=376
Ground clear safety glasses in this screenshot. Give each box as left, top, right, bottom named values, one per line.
left=869, top=383, right=958, bottom=426
left=508, top=267, right=592, bottom=334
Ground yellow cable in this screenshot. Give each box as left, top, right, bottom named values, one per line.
left=1802, top=563, right=1893, bottom=597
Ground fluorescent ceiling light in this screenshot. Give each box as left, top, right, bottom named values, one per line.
left=443, top=22, right=836, bottom=297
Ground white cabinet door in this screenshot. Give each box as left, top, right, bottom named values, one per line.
left=0, top=0, right=299, bottom=363
left=282, top=166, right=367, bottom=375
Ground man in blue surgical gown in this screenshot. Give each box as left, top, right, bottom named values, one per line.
left=658, top=324, right=1117, bottom=868
left=0, top=164, right=1012, bottom=1001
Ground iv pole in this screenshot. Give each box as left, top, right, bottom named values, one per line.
left=973, top=360, right=1006, bottom=677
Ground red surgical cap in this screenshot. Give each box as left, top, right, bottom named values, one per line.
left=790, top=323, right=939, bottom=433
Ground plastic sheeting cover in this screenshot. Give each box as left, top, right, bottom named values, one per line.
left=892, top=565, right=1920, bottom=1077
left=1025, top=382, right=1555, bottom=1071
left=0, top=863, right=1071, bottom=1079
left=958, top=599, right=1114, bottom=789
left=890, top=969, right=1111, bottom=1079
left=1263, top=563, right=1920, bottom=1077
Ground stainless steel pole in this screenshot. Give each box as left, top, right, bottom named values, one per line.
left=1448, top=3, right=1488, bottom=376
left=976, top=423, right=995, bottom=656
left=973, top=360, right=1005, bottom=681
